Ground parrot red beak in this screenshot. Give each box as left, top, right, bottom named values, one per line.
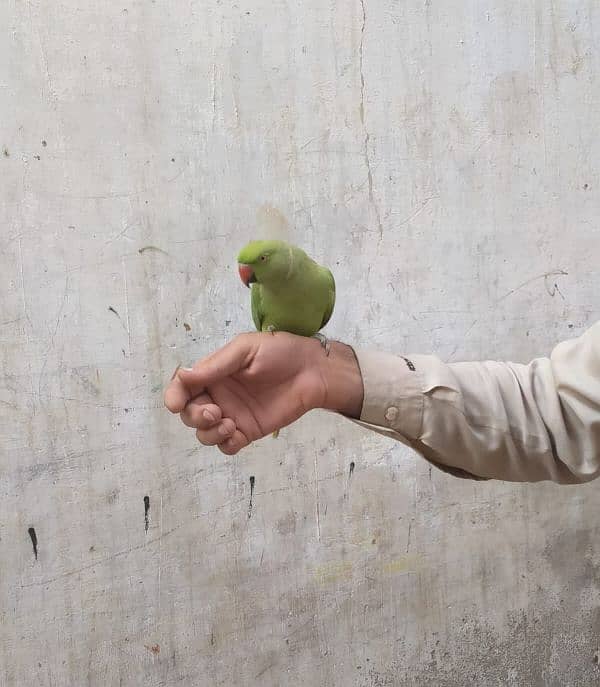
left=238, top=264, right=256, bottom=288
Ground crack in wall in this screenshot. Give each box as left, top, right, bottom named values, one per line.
left=359, top=0, right=383, bottom=240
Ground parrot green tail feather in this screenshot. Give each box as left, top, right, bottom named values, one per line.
left=237, top=238, right=336, bottom=442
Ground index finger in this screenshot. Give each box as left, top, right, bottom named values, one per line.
left=163, top=335, right=255, bottom=413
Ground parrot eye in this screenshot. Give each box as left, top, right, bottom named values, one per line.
left=260, top=254, right=267, bottom=261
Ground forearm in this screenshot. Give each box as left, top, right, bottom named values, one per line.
left=321, top=323, right=600, bottom=484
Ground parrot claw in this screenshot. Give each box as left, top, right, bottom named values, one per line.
left=312, top=333, right=330, bottom=356
left=272, top=429, right=280, bottom=439
left=267, top=325, right=276, bottom=336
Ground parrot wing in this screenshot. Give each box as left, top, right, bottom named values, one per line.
left=250, top=283, right=265, bottom=332
left=320, top=268, right=336, bottom=329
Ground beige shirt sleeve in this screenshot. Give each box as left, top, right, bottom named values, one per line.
left=350, top=321, right=600, bottom=484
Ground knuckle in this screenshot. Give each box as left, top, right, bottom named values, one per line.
left=221, top=418, right=235, bottom=433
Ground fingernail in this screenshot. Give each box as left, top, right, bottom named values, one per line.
left=218, top=423, right=231, bottom=437
left=170, top=364, right=181, bottom=381
left=203, top=410, right=216, bottom=423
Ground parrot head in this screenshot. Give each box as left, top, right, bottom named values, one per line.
left=237, top=240, right=296, bottom=287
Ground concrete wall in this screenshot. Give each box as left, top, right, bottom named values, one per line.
left=2, top=1, right=600, bottom=684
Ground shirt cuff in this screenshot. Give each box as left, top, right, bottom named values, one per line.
left=351, top=348, right=427, bottom=440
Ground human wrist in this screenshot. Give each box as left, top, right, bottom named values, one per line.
left=319, top=341, right=364, bottom=418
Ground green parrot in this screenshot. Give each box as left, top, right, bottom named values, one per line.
left=237, top=239, right=336, bottom=437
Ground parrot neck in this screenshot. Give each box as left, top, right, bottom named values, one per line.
left=261, top=255, right=316, bottom=292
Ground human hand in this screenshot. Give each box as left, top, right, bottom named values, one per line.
left=164, top=332, right=363, bottom=455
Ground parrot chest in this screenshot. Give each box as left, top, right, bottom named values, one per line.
left=258, top=284, right=328, bottom=336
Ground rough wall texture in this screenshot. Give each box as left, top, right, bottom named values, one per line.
left=2, top=1, right=600, bottom=685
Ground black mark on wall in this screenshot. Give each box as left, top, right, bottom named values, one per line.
left=28, top=527, right=38, bottom=560
left=248, top=476, right=255, bottom=519
left=144, top=496, right=150, bottom=532
left=344, top=462, right=356, bottom=501
left=138, top=245, right=170, bottom=256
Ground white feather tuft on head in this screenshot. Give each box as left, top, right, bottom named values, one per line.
left=255, top=204, right=290, bottom=242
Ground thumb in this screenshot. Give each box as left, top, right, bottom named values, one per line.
left=164, top=335, right=255, bottom=413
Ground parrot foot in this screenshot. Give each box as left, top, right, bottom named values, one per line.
left=312, top=333, right=330, bottom=356
left=266, top=325, right=276, bottom=336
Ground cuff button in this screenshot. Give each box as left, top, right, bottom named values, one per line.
left=385, top=406, right=399, bottom=423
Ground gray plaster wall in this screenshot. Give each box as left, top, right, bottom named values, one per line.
left=2, top=1, right=600, bottom=685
